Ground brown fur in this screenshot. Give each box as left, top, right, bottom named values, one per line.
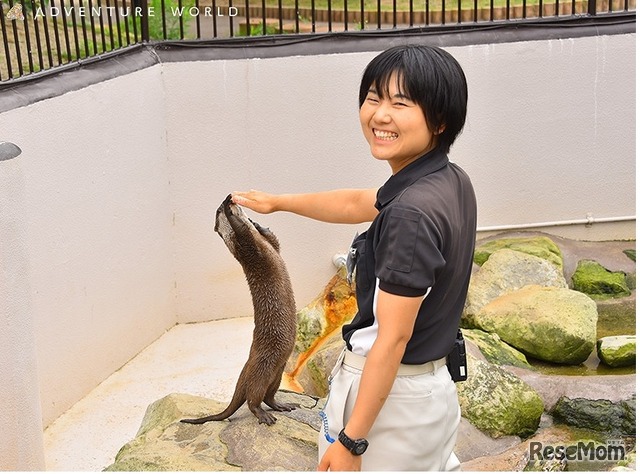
left=181, top=195, right=297, bottom=425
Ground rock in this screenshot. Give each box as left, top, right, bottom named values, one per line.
left=474, top=235, right=564, bottom=270
left=463, top=249, right=568, bottom=327
left=453, top=418, right=521, bottom=463
left=571, top=260, right=631, bottom=299
left=457, top=355, right=544, bottom=438
left=294, top=333, right=343, bottom=397
left=505, top=366, right=636, bottom=412
left=459, top=424, right=571, bottom=471
left=612, top=447, right=636, bottom=471
left=462, top=328, right=530, bottom=368
left=596, top=295, right=636, bottom=338
left=474, top=285, right=598, bottom=364
left=597, top=336, right=636, bottom=367
left=461, top=423, right=634, bottom=472
left=623, top=249, right=636, bottom=262
left=552, top=395, right=636, bottom=436
left=105, top=391, right=532, bottom=471
left=284, top=267, right=356, bottom=392
left=105, top=392, right=321, bottom=471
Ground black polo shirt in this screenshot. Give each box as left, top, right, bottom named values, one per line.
left=343, top=149, right=477, bottom=364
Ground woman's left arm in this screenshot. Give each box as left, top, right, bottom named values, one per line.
left=317, top=289, right=423, bottom=471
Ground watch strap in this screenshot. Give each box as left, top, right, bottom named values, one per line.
left=338, top=428, right=369, bottom=456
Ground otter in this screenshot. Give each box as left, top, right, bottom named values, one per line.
left=181, top=194, right=298, bottom=425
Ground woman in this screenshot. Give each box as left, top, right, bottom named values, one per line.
left=233, top=44, right=476, bottom=471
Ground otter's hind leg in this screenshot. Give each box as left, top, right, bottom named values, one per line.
left=263, top=367, right=298, bottom=413
left=247, top=396, right=278, bottom=425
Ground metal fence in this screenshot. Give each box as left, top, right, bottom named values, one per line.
left=0, top=0, right=636, bottom=82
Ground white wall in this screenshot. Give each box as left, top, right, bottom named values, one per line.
left=0, top=155, right=46, bottom=470
left=0, top=31, right=634, bottom=469
left=166, top=33, right=636, bottom=323
left=0, top=65, right=177, bottom=433
left=456, top=36, right=636, bottom=237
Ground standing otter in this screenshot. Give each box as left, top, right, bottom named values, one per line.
left=181, top=194, right=298, bottom=425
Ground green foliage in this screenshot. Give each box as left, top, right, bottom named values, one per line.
left=145, top=0, right=196, bottom=40
left=249, top=21, right=281, bottom=35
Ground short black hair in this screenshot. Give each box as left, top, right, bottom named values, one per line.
left=359, top=45, right=468, bottom=153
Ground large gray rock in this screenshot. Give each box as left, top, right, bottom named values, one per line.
left=597, top=336, right=636, bottom=367
left=463, top=249, right=567, bottom=327
left=457, top=355, right=544, bottom=438
left=105, top=391, right=321, bottom=471
left=473, top=285, right=598, bottom=364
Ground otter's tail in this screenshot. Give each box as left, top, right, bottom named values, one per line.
left=180, top=389, right=246, bottom=425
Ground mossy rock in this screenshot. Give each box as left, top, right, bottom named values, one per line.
left=462, top=328, right=530, bottom=369
left=597, top=336, right=636, bottom=367
left=552, top=395, right=636, bottom=435
left=623, top=249, right=636, bottom=262
left=457, top=355, right=544, bottom=438
left=474, top=286, right=597, bottom=365
left=474, top=236, right=563, bottom=271
left=571, top=260, right=631, bottom=300
left=106, top=392, right=321, bottom=471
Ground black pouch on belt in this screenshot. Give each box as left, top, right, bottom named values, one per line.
left=446, top=329, right=467, bottom=382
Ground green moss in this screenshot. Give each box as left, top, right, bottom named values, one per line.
left=474, top=236, right=563, bottom=270
left=294, top=307, right=323, bottom=353
left=623, top=249, right=636, bottom=262
left=463, top=328, right=530, bottom=368
left=571, top=260, right=631, bottom=300
left=458, top=357, right=543, bottom=438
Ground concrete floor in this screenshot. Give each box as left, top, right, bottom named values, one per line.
left=43, top=317, right=254, bottom=471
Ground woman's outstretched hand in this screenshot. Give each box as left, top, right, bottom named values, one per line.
left=232, top=190, right=279, bottom=214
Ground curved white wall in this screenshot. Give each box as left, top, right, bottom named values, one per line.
left=0, top=156, right=46, bottom=470
left=0, top=65, right=177, bottom=438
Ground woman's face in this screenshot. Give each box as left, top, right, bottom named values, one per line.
left=359, top=72, right=440, bottom=174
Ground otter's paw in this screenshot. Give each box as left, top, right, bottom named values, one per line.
left=269, top=401, right=299, bottom=412
left=257, top=411, right=278, bottom=425
left=251, top=405, right=277, bottom=425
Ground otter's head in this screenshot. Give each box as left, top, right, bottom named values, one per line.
left=215, top=194, right=281, bottom=261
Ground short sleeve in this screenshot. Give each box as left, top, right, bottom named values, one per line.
left=374, top=205, right=445, bottom=297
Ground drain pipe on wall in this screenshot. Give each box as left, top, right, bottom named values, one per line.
left=476, top=215, right=636, bottom=233
left=332, top=215, right=635, bottom=269
left=0, top=142, right=46, bottom=470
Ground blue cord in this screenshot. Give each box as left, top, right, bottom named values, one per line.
left=319, top=410, right=335, bottom=443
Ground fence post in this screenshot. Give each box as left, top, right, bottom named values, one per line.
left=587, top=0, right=597, bottom=15
left=139, top=0, right=150, bottom=42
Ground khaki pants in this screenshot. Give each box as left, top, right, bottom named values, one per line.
left=318, top=349, right=461, bottom=471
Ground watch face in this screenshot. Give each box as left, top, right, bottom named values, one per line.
left=354, top=443, right=367, bottom=455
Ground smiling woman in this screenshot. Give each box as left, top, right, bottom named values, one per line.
left=358, top=46, right=468, bottom=167
left=359, top=77, right=439, bottom=174
left=231, top=45, right=477, bottom=472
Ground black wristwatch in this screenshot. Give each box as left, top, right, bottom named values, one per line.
left=338, top=428, right=369, bottom=456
